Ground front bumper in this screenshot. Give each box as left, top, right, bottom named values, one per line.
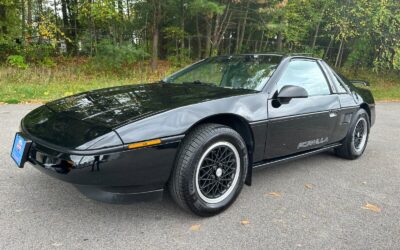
left=26, top=137, right=181, bottom=198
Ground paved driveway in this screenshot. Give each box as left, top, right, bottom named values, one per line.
left=0, top=103, right=399, bottom=249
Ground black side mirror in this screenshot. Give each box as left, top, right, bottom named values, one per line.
left=350, top=80, right=369, bottom=87
left=277, top=85, right=308, bottom=104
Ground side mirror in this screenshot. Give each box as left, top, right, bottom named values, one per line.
left=277, top=85, right=308, bottom=104
left=350, top=80, right=369, bottom=87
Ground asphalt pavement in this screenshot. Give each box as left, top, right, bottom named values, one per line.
left=0, top=103, right=399, bottom=250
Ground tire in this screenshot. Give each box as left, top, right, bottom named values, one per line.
left=169, top=123, right=248, bottom=217
left=335, top=109, right=370, bottom=160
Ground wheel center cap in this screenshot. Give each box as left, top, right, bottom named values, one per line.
left=215, top=168, right=223, bottom=178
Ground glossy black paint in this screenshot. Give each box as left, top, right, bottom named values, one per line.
left=18, top=54, right=375, bottom=201
left=23, top=83, right=255, bottom=150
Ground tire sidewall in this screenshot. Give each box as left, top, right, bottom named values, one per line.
left=185, top=129, right=248, bottom=215
left=349, top=110, right=370, bottom=157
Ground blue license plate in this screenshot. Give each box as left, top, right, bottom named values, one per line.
left=11, top=133, right=31, bottom=168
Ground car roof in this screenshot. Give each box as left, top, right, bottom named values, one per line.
left=231, top=52, right=321, bottom=60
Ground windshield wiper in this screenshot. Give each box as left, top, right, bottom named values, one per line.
left=183, top=80, right=218, bottom=87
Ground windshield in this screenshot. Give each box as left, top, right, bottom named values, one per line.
left=164, top=55, right=282, bottom=91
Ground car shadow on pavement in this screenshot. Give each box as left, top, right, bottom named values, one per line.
left=16, top=150, right=342, bottom=221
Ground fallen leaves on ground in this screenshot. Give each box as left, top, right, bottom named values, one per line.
left=240, top=219, right=250, bottom=225
left=190, top=224, right=201, bottom=231
left=362, top=202, right=381, bottom=212
left=267, top=192, right=282, bottom=197
left=304, top=184, right=315, bottom=189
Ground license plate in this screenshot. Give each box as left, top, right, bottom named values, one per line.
left=11, top=133, right=31, bottom=168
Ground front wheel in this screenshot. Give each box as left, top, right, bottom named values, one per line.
left=335, top=109, right=370, bottom=159
left=169, top=123, right=248, bottom=217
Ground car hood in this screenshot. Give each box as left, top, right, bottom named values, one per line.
left=45, top=83, right=255, bottom=128
left=22, top=83, right=255, bottom=149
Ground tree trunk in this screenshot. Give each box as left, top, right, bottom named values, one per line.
left=263, top=37, right=269, bottom=51
left=276, top=31, right=283, bottom=51
left=205, top=16, right=212, bottom=57
left=324, top=36, right=334, bottom=59
left=0, top=4, right=7, bottom=35
left=245, top=29, right=253, bottom=51
left=335, top=39, right=343, bottom=67
left=214, top=5, right=232, bottom=53
left=60, top=0, right=70, bottom=53
left=126, top=0, right=130, bottom=18
left=258, top=30, right=264, bottom=52
left=311, top=20, right=321, bottom=50
left=152, top=25, right=159, bottom=70
left=276, top=15, right=283, bottom=51
left=88, top=0, right=95, bottom=56
left=338, top=42, right=345, bottom=67
left=27, top=0, right=32, bottom=40
left=180, top=0, right=185, bottom=58
left=118, top=0, right=123, bottom=17
left=237, top=0, right=250, bottom=53
left=118, top=0, right=124, bottom=44
left=151, top=0, right=161, bottom=71
left=37, top=0, right=43, bottom=43
left=21, top=0, right=26, bottom=44
left=196, top=15, right=202, bottom=59
left=53, top=0, right=58, bottom=41
left=235, top=2, right=243, bottom=53
left=72, top=0, right=78, bottom=52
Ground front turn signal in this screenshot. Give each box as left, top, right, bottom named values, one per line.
left=128, top=139, right=162, bottom=149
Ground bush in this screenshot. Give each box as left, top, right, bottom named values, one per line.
left=89, top=40, right=149, bottom=70
left=7, top=55, right=28, bottom=69
left=166, top=53, right=192, bottom=67
left=345, top=39, right=373, bottom=70
left=0, top=43, right=19, bottom=62
left=39, top=57, right=56, bottom=68
left=21, top=44, right=57, bottom=63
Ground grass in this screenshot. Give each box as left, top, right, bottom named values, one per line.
left=0, top=59, right=399, bottom=104
left=0, top=58, right=177, bottom=104
left=339, top=68, right=400, bottom=101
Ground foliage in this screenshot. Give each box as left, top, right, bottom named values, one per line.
left=166, top=54, right=192, bottom=67
left=21, top=45, right=57, bottom=63
left=344, top=39, right=373, bottom=69
left=0, top=0, right=398, bottom=85
left=0, top=0, right=20, bottom=44
left=7, top=55, right=28, bottom=69
left=39, top=57, right=56, bottom=68
left=88, top=41, right=149, bottom=70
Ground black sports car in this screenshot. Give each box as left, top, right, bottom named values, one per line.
left=11, top=54, right=375, bottom=216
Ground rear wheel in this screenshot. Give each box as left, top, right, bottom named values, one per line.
left=335, top=109, right=370, bottom=159
left=169, top=123, right=248, bottom=216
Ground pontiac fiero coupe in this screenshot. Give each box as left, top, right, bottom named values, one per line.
left=11, top=54, right=375, bottom=216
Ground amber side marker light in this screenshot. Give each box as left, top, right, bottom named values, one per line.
left=128, top=139, right=162, bottom=149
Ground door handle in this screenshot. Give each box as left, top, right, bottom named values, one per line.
left=329, top=110, right=338, bottom=118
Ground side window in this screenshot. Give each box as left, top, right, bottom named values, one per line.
left=331, top=72, right=349, bottom=93
left=321, top=61, right=348, bottom=94
left=277, top=60, right=331, bottom=96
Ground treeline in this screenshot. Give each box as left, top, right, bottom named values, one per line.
left=0, top=0, right=399, bottom=71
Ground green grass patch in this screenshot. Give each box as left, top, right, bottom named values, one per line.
left=0, top=60, right=177, bottom=103
left=339, top=69, right=400, bottom=101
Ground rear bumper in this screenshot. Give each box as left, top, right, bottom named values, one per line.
left=26, top=137, right=181, bottom=196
